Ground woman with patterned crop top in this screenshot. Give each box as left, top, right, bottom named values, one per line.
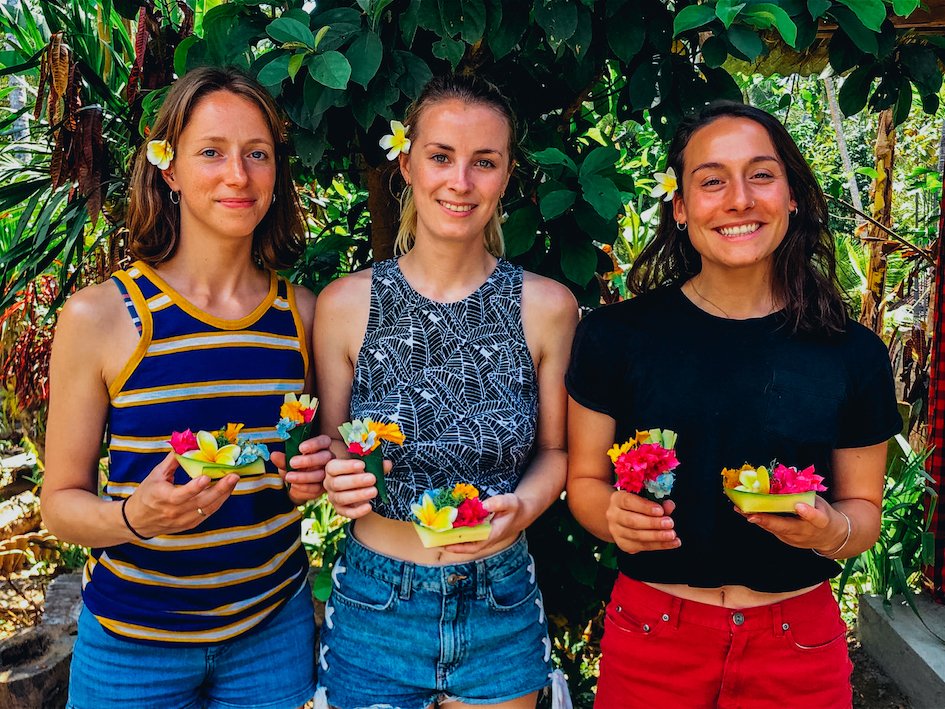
left=314, top=75, right=577, bottom=709
left=42, top=68, right=331, bottom=709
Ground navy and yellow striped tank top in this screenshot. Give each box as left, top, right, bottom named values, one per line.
left=81, top=261, right=309, bottom=646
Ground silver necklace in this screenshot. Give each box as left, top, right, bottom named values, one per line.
left=688, top=279, right=733, bottom=319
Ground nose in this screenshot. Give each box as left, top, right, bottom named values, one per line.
left=448, top=163, right=472, bottom=193
left=224, top=154, right=249, bottom=187
left=728, top=177, right=754, bottom=211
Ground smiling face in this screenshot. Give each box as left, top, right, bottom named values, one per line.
left=399, top=98, right=512, bottom=248
left=162, top=90, right=276, bottom=248
left=672, top=116, right=797, bottom=277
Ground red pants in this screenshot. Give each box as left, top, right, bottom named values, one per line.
left=594, top=574, right=852, bottom=709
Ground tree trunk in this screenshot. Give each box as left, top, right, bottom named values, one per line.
left=365, top=164, right=400, bottom=261
left=823, top=76, right=864, bottom=222
left=859, top=108, right=895, bottom=333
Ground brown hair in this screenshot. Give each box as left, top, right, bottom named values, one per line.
left=395, top=74, right=518, bottom=257
left=125, top=66, right=305, bottom=269
left=626, top=101, right=847, bottom=334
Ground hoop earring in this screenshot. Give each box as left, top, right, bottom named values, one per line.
left=169, top=190, right=180, bottom=205
left=675, top=221, right=687, bottom=231
left=790, top=206, right=799, bottom=217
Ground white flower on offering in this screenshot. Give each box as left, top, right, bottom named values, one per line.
left=146, top=139, right=174, bottom=170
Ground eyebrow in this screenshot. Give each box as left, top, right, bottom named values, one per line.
left=690, top=155, right=781, bottom=174
left=196, top=136, right=274, bottom=146
left=425, top=142, right=504, bottom=156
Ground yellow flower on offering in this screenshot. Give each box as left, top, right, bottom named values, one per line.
left=736, top=465, right=770, bottom=494
left=453, top=483, right=479, bottom=500
left=182, top=430, right=241, bottom=465
left=224, top=423, right=244, bottom=443
left=379, top=120, right=411, bottom=160
left=721, top=466, right=742, bottom=490
left=368, top=420, right=406, bottom=447
left=410, top=493, right=457, bottom=532
left=146, top=139, right=174, bottom=170
left=280, top=400, right=306, bottom=424
left=607, top=441, right=633, bottom=464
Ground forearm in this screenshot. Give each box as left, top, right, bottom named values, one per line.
left=816, top=498, right=881, bottom=559
left=513, top=448, right=567, bottom=529
left=567, top=476, right=617, bottom=543
left=42, top=488, right=138, bottom=548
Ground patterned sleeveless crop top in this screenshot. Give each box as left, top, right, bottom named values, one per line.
left=81, top=261, right=309, bottom=646
left=350, top=258, right=539, bottom=520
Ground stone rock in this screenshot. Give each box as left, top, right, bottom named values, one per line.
left=0, top=625, right=74, bottom=709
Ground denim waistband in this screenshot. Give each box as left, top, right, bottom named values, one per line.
left=343, top=529, right=530, bottom=597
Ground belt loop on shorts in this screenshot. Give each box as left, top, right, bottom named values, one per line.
left=669, top=594, right=683, bottom=629
left=475, top=559, right=487, bottom=600
left=772, top=602, right=786, bottom=636
left=399, top=562, right=413, bottom=600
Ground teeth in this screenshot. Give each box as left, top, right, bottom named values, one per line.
left=718, top=223, right=760, bottom=236
left=440, top=202, right=474, bottom=213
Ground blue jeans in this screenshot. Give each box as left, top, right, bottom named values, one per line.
left=317, top=532, right=553, bottom=709
left=67, top=584, right=316, bottom=709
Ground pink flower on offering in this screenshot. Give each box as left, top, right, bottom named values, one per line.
left=614, top=455, right=647, bottom=493
left=169, top=429, right=198, bottom=454
left=771, top=464, right=826, bottom=494
left=454, top=497, right=489, bottom=527
left=302, top=407, right=316, bottom=423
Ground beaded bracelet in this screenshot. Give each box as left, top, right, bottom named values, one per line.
left=813, top=510, right=852, bottom=558
left=121, top=496, right=153, bottom=541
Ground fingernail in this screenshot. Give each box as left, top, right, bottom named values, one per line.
left=661, top=519, right=673, bottom=529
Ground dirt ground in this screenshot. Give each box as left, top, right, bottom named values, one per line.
left=0, top=571, right=913, bottom=708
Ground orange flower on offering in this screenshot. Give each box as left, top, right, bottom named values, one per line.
left=224, top=422, right=244, bottom=443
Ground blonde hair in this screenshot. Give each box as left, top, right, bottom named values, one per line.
left=126, top=66, right=305, bottom=269
left=394, top=74, right=517, bottom=258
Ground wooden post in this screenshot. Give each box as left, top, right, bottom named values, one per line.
left=860, top=109, right=895, bottom=333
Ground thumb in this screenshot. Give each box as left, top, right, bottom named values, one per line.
left=482, top=494, right=516, bottom=514
left=150, top=451, right=181, bottom=482
left=794, top=501, right=829, bottom=528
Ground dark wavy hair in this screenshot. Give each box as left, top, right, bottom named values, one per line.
left=627, top=101, right=846, bottom=334
left=126, top=66, right=306, bottom=269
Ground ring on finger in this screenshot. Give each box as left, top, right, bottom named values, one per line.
left=197, top=506, right=207, bottom=517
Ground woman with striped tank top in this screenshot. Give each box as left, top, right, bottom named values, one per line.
left=42, top=67, right=331, bottom=709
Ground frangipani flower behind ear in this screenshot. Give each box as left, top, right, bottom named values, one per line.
left=649, top=166, right=677, bottom=201
left=147, top=139, right=174, bottom=170
left=379, top=120, right=411, bottom=160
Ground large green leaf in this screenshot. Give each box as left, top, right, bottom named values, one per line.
left=838, top=65, right=875, bottom=116
left=807, top=0, right=831, bottom=18
left=726, top=25, right=764, bottom=61
left=257, top=53, right=291, bottom=90
left=533, top=0, right=578, bottom=51
left=579, top=146, right=619, bottom=178
left=307, top=51, right=352, bottom=90
left=892, top=0, right=920, bottom=16
left=829, top=6, right=878, bottom=56
left=673, top=4, right=716, bottom=36
left=715, top=0, right=746, bottom=28
left=267, top=17, right=315, bottom=48
left=835, top=0, right=886, bottom=32
left=900, top=45, right=943, bottom=96
left=579, top=173, right=622, bottom=221
left=540, top=189, right=577, bottom=220
left=432, top=36, right=465, bottom=69
left=607, top=18, right=644, bottom=64
left=531, top=148, right=577, bottom=174
left=503, top=204, right=540, bottom=257
left=744, top=4, right=797, bottom=47
left=559, top=239, right=597, bottom=286
left=346, top=30, right=383, bottom=88
left=439, top=0, right=487, bottom=43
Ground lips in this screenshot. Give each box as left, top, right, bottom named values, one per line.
left=438, top=200, right=475, bottom=213
left=218, top=198, right=256, bottom=208
left=717, top=222, right=761, bottom=237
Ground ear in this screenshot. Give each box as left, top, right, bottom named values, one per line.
left=788, top=191, right=797, bottom=214
left=161, top=166, right=178, bottom=192
left=672, top=193, right=686, bottom=226
left=399, top=151, right=411, bottom=185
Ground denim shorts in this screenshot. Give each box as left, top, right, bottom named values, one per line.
left=67, top=584, right=316, bottom=709
left=317, top=532, right=553, bottom=709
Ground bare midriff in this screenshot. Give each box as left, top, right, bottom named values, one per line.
left=644, top=580, right=822, bottom=608
left=351, top=511, right=518, bottom=565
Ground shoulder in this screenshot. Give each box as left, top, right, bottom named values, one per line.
left=837, top=318, right=891, bottom=369
left=289, top=282, right=316, bottom=321
left=54, top=279, right=127, bottom=362
left=521, top=271, right=578, bottom=322
left=314, top=268, right=372, bottom=320
left=580, top=288, right=673, bottom=329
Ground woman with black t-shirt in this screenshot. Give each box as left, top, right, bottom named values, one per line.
left=566, top=102, right=900, bottom=708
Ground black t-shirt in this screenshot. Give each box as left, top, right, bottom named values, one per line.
left=566, top=286, right=901, bottom=592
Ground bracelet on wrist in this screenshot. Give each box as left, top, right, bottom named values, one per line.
left=121, top=496, right=153, bottom=541
left=813, top=510, right=852, bottom=558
